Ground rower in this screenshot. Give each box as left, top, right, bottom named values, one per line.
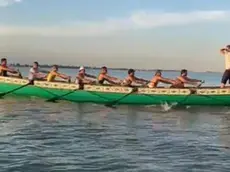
left=220, top=45, right=230, bottom=88
left=47, top=65, right=71, bottom=82
left=28, top=62, right=47, bottom=83
left=0, top=58, right=21, bottom=77
left=75, top=66, right=96, bottom=85
left=98, top=66, right=121, bottom=85
left=122, top=69, right=149, bottom=87
left=172, top=69, right=203, bottom=88
left=148, top=70, right=175, bottom=88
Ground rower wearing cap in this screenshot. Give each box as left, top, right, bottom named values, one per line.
left=98, top=66, right=121, bottom=85
left=220, top=45, right=230, bottom=88
left=122, top=69, right=149, bottom=86
left=0, top=58, right=21, bottom=77
left=148, top=70, right=175, bottom=88
left=47, top=65, right=71, bottom=82
left=75, top=66, right=96, bottom=85
left=172, top=69, right=203, bottom=88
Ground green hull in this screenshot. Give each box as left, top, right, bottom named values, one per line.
left=0, top=77, right=230, bottom=106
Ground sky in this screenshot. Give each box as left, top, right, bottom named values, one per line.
left=1, top=0, right=230, bottom=71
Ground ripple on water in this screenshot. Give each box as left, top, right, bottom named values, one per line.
left=1, top=100, right=230, bottom=171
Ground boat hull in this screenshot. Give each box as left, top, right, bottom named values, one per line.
left=0, top=77, right=230, bottom=106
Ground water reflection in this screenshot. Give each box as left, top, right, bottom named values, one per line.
left=218, top=115, right=230, bottom=149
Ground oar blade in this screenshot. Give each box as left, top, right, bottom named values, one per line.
left=105, top=104, right=117, bottom=108
left=0, top=93, right=6, bottom=97
left=46, top=99, right=57, bottom=103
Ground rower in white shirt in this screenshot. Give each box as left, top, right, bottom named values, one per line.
left=28, top=62, right=47, bottom=83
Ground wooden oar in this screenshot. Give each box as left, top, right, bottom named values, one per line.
left=0, top=82, right=31, bottom=98
left=46, top=88, right=79, bottom=102
left=35, top=85, right=63, bottom=97
left=176, top=81, right=205, bottom=105
left=17, top=69, right=23, bottom=79
left=105, top=87, right=138, bottom=108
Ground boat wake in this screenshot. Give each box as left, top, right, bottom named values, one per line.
left=161, top=102, right=174, bottom=112
left=145, top=101, right=191, bottom=112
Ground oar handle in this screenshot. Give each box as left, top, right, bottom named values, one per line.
left=196, top=80, right=205, bottom=88
left=15, top=69, right=23, bottom=78
left=188, top=80, right=205, bottom=95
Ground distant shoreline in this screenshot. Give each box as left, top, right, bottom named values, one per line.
left=9, top=64, right=221, bottom=73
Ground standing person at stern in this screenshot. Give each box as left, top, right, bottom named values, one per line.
left=220, top=45, right=230, bottom=88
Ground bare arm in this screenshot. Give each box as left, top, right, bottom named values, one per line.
left=178, top=77, right=199, bottom=86
left=104, top=78, right=120, bottom=85
left=101, top=75, right=120, bottom=85
left=39, top=70, right=49, bottom=74
left=128, top=78, right=147, bottom=86
left=3, top=67, right=18, bottom=74
left=77, top=75, right=95, bottom=84
left=81, top=78, right=95, bottom=84
left=85, top=73, right=97, bottom=79
left=104, top=75, right=121, bottom=83
left=220, top=48, right=226, bottom=55
left=159, top=77, right=175, bottom=84
left=220, top=48, right=229, bottom=55
left=35, top=73, right=47, bottom=79
left=135, top=77, right=150, bottom=84
left=135, top=79, right=146, bottom=84
left=57, top=72, right=70, bottom=80
left=186, top=77, right=201, bottom=83
left=105, top=75, right=119, bottom=81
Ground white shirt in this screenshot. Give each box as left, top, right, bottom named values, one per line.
left=224, top=51, right=230, bottom=69
left=28, top=67, right=39, bottom=80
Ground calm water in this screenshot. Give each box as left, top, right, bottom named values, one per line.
left=1, top=67, right=230, bottom=172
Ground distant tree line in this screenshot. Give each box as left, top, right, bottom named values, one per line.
left=9, top=63, right=182, bottom=72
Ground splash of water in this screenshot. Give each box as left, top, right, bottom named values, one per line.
left=160, top=102, right=174, bottom=112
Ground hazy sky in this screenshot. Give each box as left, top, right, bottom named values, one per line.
left=1, top=0, right=230, bottom=71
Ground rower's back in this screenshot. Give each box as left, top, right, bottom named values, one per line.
left=47, top=65, right=58, bottom=82
left=122, top=69, right=135, bottom=86
left=122, top=76, right=133, bottom=86
left=0, top=65, right=7, bottom=77
left=149, top=70, right=162, bottom=87
left=98, top=66, right=108, bottom=84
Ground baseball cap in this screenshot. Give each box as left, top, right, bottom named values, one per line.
left=79, top=66, right=85, bottom=71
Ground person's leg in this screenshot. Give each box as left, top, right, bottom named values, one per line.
left=221, top=69, right=229, bottom=88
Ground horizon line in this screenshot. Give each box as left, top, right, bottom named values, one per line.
left=10, top=63, right=222, bottom=73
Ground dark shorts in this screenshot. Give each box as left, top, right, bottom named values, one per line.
left=29, top=80, right=34, bottom=85
left=221, top=69, right=230, bottom=84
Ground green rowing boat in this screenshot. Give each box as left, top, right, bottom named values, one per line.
left=0, top=76, right=229, bottom=106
